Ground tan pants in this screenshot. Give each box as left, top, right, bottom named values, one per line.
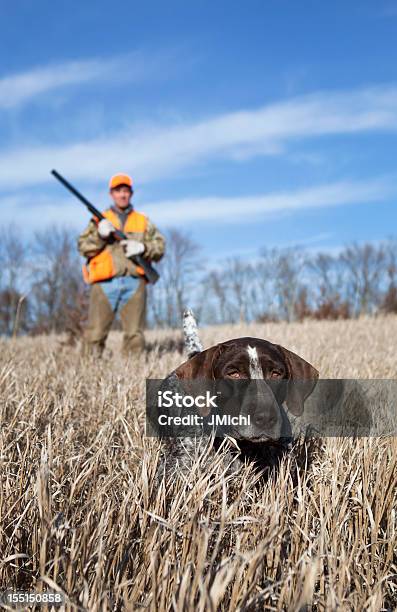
left=84, top=277, right=147, bottom=356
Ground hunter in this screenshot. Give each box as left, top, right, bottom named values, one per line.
left=78, top=173, right=165, bottom=355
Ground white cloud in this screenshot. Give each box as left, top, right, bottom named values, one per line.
left=3, top=177, right=394, bottom=232
left=143, top=177, right=394, bottom=225
left=0, top=59, right=107, bottom=109
left=0, top=51, right=171, bottom=110
left=1, top=193, right=86, bottom=233
left=0, top=84, right=396, bottom=191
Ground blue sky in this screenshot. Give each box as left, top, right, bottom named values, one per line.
left=2, top=0, right=397, bottom=263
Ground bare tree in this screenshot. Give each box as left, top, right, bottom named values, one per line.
left=149, top=228, right=202, bottom=328
left=379, top=237, right=397, bottom=314
left=201, top=270, right=229, bottom=324
left=0, top=289, right=30, bottom=336
left=30, top=226, right=84, bottom=333
left=0, top=224, right=27, bottom=334
left=384, top=237, right=397, bottom=289
left=223, top=258, right=254, bottom=323
left=261, top=247, right=307, bottom=322
left=340, top=243, right=386, bottom=316
left=309, top=253, right=336, bottom=301
left=254, top=249, right=283, bottom=321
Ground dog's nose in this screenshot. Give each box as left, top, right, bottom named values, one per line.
left=253, top=408, right=279, bottom=431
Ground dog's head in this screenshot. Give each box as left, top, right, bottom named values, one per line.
left=173, top=337, right=319, bottom=442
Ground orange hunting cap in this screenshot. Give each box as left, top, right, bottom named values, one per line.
left=109, top=173, right=133, bottom=190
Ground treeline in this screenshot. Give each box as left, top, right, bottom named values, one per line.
left=151, top=232, right=397, bottom=326
left=1, top=224, right=397, bottom=336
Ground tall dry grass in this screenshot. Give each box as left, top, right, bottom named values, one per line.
left=0, top=316, right=396, bottom=610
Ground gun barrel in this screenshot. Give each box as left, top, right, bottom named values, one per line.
left=51, top=169, right=105, bottom=221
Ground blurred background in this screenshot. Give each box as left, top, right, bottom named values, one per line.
left=1, top=0, right=397, bottom=334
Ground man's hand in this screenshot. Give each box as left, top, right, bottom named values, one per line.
left=121, top=239, right=145, bottom=257
left=98, top=219, right=115, bottom=239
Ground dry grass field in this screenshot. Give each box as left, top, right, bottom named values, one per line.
left=1, top=316, right=396, bottom=610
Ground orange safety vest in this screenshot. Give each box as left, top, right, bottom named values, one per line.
left=83, top=208, right=147, bottom=284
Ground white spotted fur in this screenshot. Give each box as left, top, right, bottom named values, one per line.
left=247, top=345, right=264, bottom=379
left=183, top=309, right=203, bottom=358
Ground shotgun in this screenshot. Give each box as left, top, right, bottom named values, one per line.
left=51, top=169, right=159, bottom=284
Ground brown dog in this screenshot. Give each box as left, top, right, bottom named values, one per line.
left=155, top=336, right=319, bottom=481
left=175, top=337, right=318, bottom=414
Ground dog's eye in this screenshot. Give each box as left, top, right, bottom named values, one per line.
left=271, top=370, right=282, bottom=378
left=226, top=370, right=243, bottom=378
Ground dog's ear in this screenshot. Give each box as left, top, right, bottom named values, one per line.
left=174, top=344, right=224, bottom=380
left=277, top=345, right=319, bottom=416
left=173, top=345, right=225, bottom=417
